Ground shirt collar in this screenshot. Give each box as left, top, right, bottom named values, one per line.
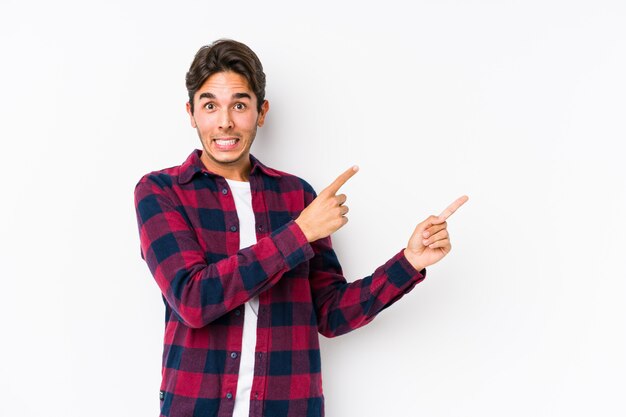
left=178, top=149, right=282, bottom=184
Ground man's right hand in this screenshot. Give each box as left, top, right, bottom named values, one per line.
left=295, top=166, right=359, bottom=242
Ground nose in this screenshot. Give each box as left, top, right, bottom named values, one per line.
left=219, top=110, right=234, bottom=129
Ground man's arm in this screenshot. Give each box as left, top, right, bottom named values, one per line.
left=134, top=176, right=314, bottom=328
left=294, top=168, right=468, bottom=337
left=309, top=236, right=426, bottom=338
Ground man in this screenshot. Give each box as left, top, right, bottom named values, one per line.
left=134, top=39, right=467, bottom=417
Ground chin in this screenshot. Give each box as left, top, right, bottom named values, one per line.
left=213, top=152, right=246, bottom=164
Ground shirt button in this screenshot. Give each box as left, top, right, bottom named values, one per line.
left=254, top=392, right=259, bottom=399
left=257, top=225, right=264, bottom=231
left=222, top=188, right=228, bottom=195
left=231, top=352, right=238, bottom=359
left=226, top=392, right=233, bottom=399
left=230, top=225, right=238, bottom=232
left=203, top=172, right=209, bottom=177
left=234, top=309, right=241, bottom=316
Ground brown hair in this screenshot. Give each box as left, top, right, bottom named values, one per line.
left=186, top=39, right=266, bottom=113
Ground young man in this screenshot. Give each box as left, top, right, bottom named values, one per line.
left=134, top=39, right=467, bottom=417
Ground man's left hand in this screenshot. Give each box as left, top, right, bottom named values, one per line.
left=403, top=195, right=469, bottom=271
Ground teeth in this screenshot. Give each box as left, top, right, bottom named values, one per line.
left=215, top=139, right=237, bottom=146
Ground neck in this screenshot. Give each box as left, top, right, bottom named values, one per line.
left=200, top=153, right=251, bottom=181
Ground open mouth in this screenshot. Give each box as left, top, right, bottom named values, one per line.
left=213, top=138, right=240, bottom=150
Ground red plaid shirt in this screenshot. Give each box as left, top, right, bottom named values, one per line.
left=134, top=150, right=426, bottom=417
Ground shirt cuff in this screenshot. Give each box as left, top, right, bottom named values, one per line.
left=385, top=249, right=427, bottom=288
left=270, top=220, right=315, bottom=269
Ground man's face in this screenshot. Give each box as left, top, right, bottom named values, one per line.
left=186, top=71, right=269, bottom=177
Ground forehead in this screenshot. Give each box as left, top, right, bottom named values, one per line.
left=196, top=71, right=253, bottom=98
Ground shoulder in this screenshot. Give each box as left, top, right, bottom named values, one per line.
left=260, top=164, right=316, bottom=195
left=135, top=150, right=202, bottom=193
left=134, top=165, right=181, bottom=196
left=251, top=154, right=315, bottom=195
left=258, top=168, right=317, bottom=207
left=278, top=169, right=314, bottom=190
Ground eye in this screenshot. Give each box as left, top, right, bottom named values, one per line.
left=234, top=103, right=246, bottom=111
left=204, top=102, right=215, bottom=110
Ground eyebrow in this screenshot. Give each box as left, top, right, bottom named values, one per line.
left=233, top=93, right=252, bottom=100
left=198, top=92, right=252, bottom=100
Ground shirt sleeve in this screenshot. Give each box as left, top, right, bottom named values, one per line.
left=304, top=195, right=427, bottom=338
left=134, top=176, right=315, bottom=328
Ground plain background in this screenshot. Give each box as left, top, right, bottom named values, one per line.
left=1, top=1, right=625, bottom=416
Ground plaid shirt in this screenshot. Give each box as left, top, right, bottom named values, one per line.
left=134, top=150, right=426, bottom=417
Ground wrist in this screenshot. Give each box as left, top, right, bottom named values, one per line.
left=295, top=218, right=315, bottom=243
left=403, top=248, right=425, bottom=272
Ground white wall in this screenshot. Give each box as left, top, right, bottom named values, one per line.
left=1, top=1, right=625, bottom=416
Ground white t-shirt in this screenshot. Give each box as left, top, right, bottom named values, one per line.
left=226, top=179, right=258, bottom=417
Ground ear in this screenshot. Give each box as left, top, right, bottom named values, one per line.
left=257, top=100, right=270, bottom=127
left=186, top=102, right=197, bottom=128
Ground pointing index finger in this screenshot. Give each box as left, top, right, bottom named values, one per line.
left=324, top=165, right=359, bottom=195
left=438, top=195, right=469, bottom=221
